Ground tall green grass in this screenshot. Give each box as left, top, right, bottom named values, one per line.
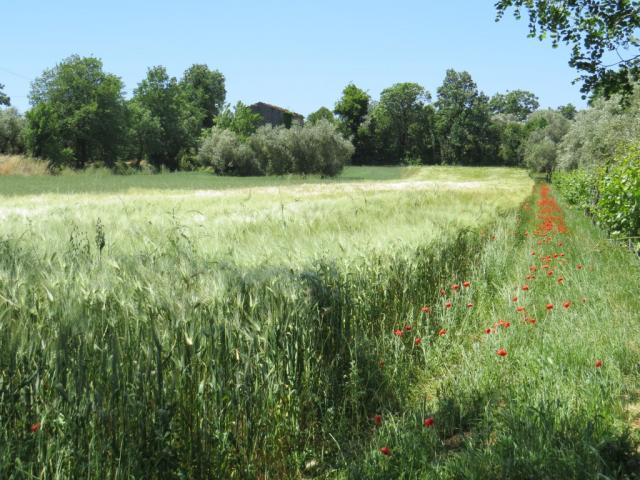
left=0, top=168, right=534, bottom=478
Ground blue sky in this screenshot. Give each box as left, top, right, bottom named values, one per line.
left=1, top=0, right=586, bottom=115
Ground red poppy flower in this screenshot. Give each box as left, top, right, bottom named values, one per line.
left=577, top=264, right=583, bottom=270
left=496, top=348, right=508, bottom=357
left=379, top=446, right=391, bottom=456
left=531, top=251, right=536, bottom=256
left=393, top=329, right=403, bottom=337
left=526, top=318, right=536, bottom=324
left=558, top=242, right=564, bottom=247
left=423, top=417, right=434, bottom=428
left=542, top=264, right=550, bottom=270
left=503, top=321, right=511, bottom=328
left=530, top=266, right=537, bottom=272
left=374, top=415, right=382, bottom=426
left=445, top=302, right=452, bottom=309
left=438, top=328, right=447, bottom=336
left=485, top=328, right=492, bottom=334
left=463, top=281, right=471, bottom=288
left=452, top=284, right=460, bottom=291
left=414, top=337, right=422, bottom=346
left=595, top=359, right=603, bottom=368
left=466, top=303, right=473, bottom=308
left=557, top=277, right=564, bottom=285
left=547, top=270, right=554, bottom=277
left=404, top=324, right=412, bottom=331
left=516, top=306, right=525, bottom=312
left=421, top=306, right=431, bottom=313
left=31, top=422, right=41, bottom=433
left=522, top=285, right=529, bottom=291
left=560, top=253, right=565, bottom=257
left=563, top=301, right=571, bottom=309
left=546, top=303, right=554, bottom=310
left=512, top=296, right=518, bottom=302
left=439, top=288, right=446, bottom=296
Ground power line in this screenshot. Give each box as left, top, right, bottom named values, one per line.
left=0, top=66, right=32, bottom=81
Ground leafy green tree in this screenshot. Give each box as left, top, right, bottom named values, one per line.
left=496, top=0, right=640, bottom=98
left=492, top=115, right=527, bottom=166
left=215, top=101, right=262, bottom=138
left=131, top=66, right=189, bottom=169
left=522, top=109, right=570, bottom=178
left=558, top=103, right=578, bottom=120
left=373, top=82, right=433, bottom=163
left=306, top=107, right=336, bottom=125
left=334, top=83, right=370, bottom=138
left=435, top=70, right=496, bottom=164
left=179, top=64, right=226, bottom=130
left=0, top=83, right=10, bottom=106
left=0, top=108, right=26, bottom=154
left=489, top=90, right=539, bottom=121
left=25, top=55, right=127, bottom=168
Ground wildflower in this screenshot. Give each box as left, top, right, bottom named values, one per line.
left=516, top=306, right=525, bottom=312
left=530, top=266, right=537, bottom=272
left=438, top=328, right=447, bottom=336
left=463, top=281, right=471, bottom=288
left=557, top=277, right=564, bottom=285
left=485, top=328, right=492, bottom=334
left=496, top=348, right=508, bottom=357
left=563, top=301, right=571, bottom=309
left=522, top=285, right=529, bottom=291
left=30, top=422, right=41, bottom=433
left=531, top=251, right=536, bottom=256
left=512, top=296, right=518, bottom=302
left=466, top=303, right=473, bottom=308
left=546, top=303, right=554, bottom=310
left=374, top=415, right=382, bottom=426
left=404, top=325, right=412, bottom=331
left=542, top=264, right=550, bottom=270
left=439, top=288, right=446, bottom=296
left=379, top=446, right=391, bottom=456
left=547, top=270, right=554, bottom=277
left=393, top=329, right=403, bottom=337
left=503, top=321, right=511, bottom=328
left=452, top=284, right=460, bottom=291
left=595, top=359, right=603, bottom=368
left=421, top=306, right=431, bottom=314
left=423, top=417, right=434, bottom=428
left=445, top=301, right=452, bottom=309
left=414, top=337, right=422, bottom=346
left=526, top=317, right=536, bottom=324
left=577, top=264, right=583, bottom=270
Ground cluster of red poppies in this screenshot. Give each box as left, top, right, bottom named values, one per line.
left=377, top=184, right=603, bottom=457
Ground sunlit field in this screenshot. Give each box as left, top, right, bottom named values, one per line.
left=2, top=167, right=640, bottom=479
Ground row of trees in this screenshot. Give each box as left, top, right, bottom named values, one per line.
left=310, top=72, right=575, bottom=168
left=1, top=56, right=225, bottom=170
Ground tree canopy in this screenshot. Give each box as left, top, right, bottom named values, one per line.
left=0, top=83, right=10, bottom=107
left=496, top=0, right=640, bottom=98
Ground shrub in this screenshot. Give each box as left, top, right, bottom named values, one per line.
left=247, top=125, right=293, bottom=175
left=0, top=108, right=26, bottom=154
left=595, top=143, right=640, bottom=247
left=197, top=127, right=263, bottom=176
left=552, top=169, right=597, bottom=213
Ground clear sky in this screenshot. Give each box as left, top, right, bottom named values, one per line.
left=1, top=0, right=587, bottom=116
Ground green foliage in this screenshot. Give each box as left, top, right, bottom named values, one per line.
left=522, top=110, right=570, bottom=177
left=373, top=82, right=434, bottom=164
left=558, top=87, right=640, bottom=171
left=496, top=0, right=640, bottom=98
left=558, top=103, right=577, bottom=120
left=215, top=101, right=262, bottom=138
left=596, top=143, right=640, bottom=246
left=552, top=169, right=597, bottom=212
left=0, top=83, right=9, bottom=106
left=333, top=83, right=371, bottom=143
left=492, top=115, right=527, bottom=166
left=131, top=66, right=191, bottom=170
left=179, top=64, right=226, bottom=130
left=306, top=106, right=336, bottom=125
left=199, top=119, right=352, bottom=177
left=25, top=55, right=128, bottom=168
left=435, top=70, right=497, bottom=165
left=0, top=107, right=26, bottom=154
left=489, top=89, right=539, bottom=121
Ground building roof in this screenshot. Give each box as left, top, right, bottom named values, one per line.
left=250, top=101, right=304, bottom=118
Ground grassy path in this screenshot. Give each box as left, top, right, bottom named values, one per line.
left=343, top=184, right=640, bottom=479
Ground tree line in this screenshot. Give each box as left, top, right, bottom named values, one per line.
left=1, top=55, right=578, bottom=174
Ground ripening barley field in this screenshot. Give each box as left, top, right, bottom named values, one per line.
left=1, top=166, right=640, bottom=479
